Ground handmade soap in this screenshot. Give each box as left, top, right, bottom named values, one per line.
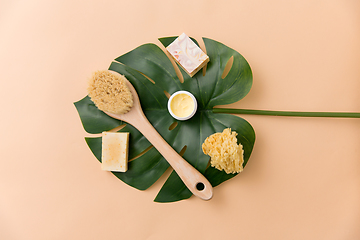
left=166, top=33, right=209, bottom=77
left=101, top=132, right=129, bottom=172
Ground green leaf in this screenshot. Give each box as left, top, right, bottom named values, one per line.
left=154, top=171, right=192, bottom=203
left=86, top=137, right=170, bottom=190
left=201, top=38, right=253, bottom=108
left=74, top=96, right=122, bottom=134
left=204, top=113, right=255, bottom=187
left=74, top=36, right=255, bottom=202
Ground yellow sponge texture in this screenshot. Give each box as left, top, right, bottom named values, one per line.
left=202, top=128, right=244, bottom=174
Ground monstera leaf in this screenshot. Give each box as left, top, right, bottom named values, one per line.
left=74, top=36, right=256, bottom=202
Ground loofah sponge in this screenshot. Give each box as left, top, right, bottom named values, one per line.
left=88, top=70, right=133, bottom=114
left=202, top=128, right=244, bottom=174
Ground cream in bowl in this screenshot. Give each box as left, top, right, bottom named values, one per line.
left=168, top=91, right=197, bottom=121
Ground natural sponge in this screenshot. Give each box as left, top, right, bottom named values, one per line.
left=202, top=128, right=244, bottom=174
left=88, top=70, right=133, bottom=114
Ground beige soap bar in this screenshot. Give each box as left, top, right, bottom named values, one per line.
left=166, top=33, right=209, bottom=77
left=101, top=132, right=129, bottom=172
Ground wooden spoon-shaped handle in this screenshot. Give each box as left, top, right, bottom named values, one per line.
left=137, top=117, right=213, bottom=200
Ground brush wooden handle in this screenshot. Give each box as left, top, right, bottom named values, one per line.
left=103, top=74, right=213, bottom=200
left=135, top=115, right=212, bottom=200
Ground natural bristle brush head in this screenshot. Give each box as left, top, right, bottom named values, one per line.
left=88, top=70, right=133, bottom=114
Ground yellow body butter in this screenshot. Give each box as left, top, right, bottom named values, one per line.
left=170, top=93, right=194, bottom=118
left=168, top=91, right=197, bottom=120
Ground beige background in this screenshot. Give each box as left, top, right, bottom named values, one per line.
left=1, top=0, right=360, bottom=239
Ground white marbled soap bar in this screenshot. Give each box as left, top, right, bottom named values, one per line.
left=166, top=33, right=209, bottom=77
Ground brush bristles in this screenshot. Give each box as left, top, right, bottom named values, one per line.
left=88, top=70, right=133, bottom=114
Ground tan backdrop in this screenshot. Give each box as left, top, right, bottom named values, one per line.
left=1, top=0, right=360, bottom=239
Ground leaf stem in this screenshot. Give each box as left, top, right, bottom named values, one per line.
left=212, top=108, right=360, bottom=118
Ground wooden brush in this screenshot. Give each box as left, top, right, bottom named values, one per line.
left=88, top=70, right=213, bottom=200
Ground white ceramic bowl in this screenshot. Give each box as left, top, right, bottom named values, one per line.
left=167, top=91, right=197, bottom=121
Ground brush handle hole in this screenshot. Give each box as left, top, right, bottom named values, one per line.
left=196, top=182, right=205, bottom=191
